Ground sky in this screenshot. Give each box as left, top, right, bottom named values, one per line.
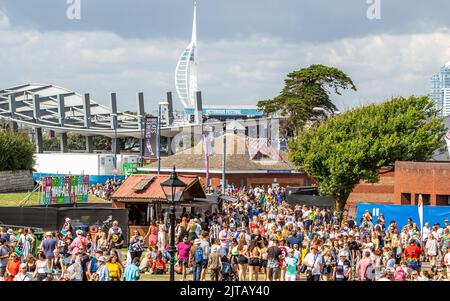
left=1, top=0, right=450, bottom=112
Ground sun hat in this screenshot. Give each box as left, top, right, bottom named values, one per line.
left=7, top=229, right=13, bottom=235
left=65, top=218, right=71, bottom=222
left=98, top=256, right=107, bottom=263
left=339, top=250, right=348, bottom=257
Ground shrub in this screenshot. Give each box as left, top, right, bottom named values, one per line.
left=0, top=130, right=36, bottom=171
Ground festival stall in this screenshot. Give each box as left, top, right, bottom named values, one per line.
left=111, top=174, right=208, bottom=245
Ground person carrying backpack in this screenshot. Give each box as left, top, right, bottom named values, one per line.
left=190, top=239, right=203, bottom=281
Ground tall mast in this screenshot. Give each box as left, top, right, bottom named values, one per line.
left=192, top=0, right=197, bottom=46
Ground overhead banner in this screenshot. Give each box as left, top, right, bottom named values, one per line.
left=144, top=116, right=158, bottom=159
left=40, top=175, right=89, bottom=205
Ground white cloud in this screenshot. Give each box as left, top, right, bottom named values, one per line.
left=0, top=7, right=449, bottom=112
left=0, top=9, right=10, bottom=29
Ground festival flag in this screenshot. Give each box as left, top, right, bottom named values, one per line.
left=418, top=194, right=424, bottom=232
left=202, top=132, right=213, bottom=187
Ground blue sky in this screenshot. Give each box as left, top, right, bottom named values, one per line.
left=1, top=0, right=450, bottom=112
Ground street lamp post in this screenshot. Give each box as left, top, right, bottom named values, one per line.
left=160, top=166, right=187, bottom=282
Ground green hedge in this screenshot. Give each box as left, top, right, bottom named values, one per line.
left=0, top=130, right=35, bottom=171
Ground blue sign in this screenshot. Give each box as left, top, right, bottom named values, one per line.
left=184, top=107, right=263, bottom=117
left=356, top=203, right=450, bottom=230
left=267, top=170, right=292, bottom=174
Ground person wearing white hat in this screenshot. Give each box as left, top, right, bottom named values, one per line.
left=13, top=263, right=33, bottom=281
left=190, top=239, right=203, bottom=281
left=61, top=218, right=73, bottom=236
left=92, top=256, right=109, bottom=281
left=334, top=250, right=352, bottom=281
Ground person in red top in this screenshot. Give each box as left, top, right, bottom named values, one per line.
left=403, top=239, right=422, bottom=272
left=249, top=216, right=259, bottom=232
left=5, top=252, right=21, bottom=281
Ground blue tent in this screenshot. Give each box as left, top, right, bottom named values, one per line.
left=356, top=203, right=450, bottom=230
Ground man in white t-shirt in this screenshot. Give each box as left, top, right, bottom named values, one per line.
left=303, top=245, right=323, bottom=281
left=422, top=222, right=431, bottom=242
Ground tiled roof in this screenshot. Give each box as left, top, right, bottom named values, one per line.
left=111, top=174, right=202, bottom=201
left=143, top=134, right=296, bottom=171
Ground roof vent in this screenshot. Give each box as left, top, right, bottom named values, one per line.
left=131, top=176, right=156, bottom=191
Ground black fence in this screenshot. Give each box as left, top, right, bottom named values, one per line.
left=0, top=204, right=129, bottom=242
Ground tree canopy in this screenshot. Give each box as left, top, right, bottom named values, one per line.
left=0, top=130, right=35, bottom=171
left=288, top=96, right=447, bottom=211
left=257, top=64, right=356, bottom=137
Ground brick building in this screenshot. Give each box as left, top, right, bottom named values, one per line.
left=347, top=161, right=450, bottom=214
left=394, top=161, right=450, bottom=206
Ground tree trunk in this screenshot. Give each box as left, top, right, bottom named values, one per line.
left=336, top=190, right=351, bottom=217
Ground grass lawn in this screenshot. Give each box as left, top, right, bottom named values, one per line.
left=0, top=192, right=109, bottom=206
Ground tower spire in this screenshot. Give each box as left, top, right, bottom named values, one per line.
left=192, top=0, right=197, bottom=46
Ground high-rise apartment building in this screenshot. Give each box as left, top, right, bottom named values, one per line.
left=431, top=62, right=450, bottom=117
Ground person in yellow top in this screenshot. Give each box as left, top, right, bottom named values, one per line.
left=274, top=230, right=284, bottom=242
left=106, top=254, right=122, bottom=281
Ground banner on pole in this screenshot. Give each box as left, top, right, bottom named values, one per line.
left=144, top=116, right=158, bottom=159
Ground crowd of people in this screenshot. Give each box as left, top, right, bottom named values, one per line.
left=88, top=178, right=122, bottom=200
left=1, top=185, right=449, bottom=282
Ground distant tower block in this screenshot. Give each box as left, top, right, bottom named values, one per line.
left=175, top=0, right=198, bottom=108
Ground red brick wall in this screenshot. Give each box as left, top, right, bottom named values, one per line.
left=394, top=161, right=450, bottom=206
left=346, top=171, right=396, bottom=211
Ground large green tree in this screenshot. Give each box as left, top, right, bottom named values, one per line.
left=0, top=130, right=35, bottom=171
left=288, top=96, right=447, bottom=211
left=257, top=64, right=356, bottom=137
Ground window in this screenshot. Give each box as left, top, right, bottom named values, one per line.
left=414, top=194, right=430, bottom=205
left=401, top=193, right=411, bottom=205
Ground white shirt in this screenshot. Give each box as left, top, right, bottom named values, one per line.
left=303, top=252, right=323, bottom=275
left=14, top=272, right=33, bottom=281
left=422, top=226, right=430, bottom=241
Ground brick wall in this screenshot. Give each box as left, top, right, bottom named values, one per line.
left=394, top=161, right=450, bottom=205
left=0, top=170, right=35, bottom=193
left=346, top=171, right=396, bottom=212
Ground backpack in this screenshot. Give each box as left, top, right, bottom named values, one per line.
left=194, top=247, right=204, bottom=263
left=222, top=262, right=231, bottom=274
